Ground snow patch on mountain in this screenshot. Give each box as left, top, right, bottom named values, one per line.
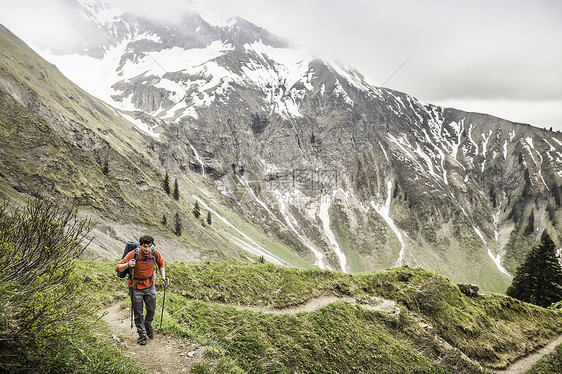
left=193, top=195, right=285, bottom=265
left=329, top=62, right=378, bottom=95
left=240, top=43, right=315, bottom=118
left=545, top=139, right=562, bottom=165
left=318, top=191, right=348, bottom=273
left=39, top=31, right=235, bottom=117
left=333, top=80, right=354, bottom=107
left=370, top=181, right=406, bottom=266
left=244, top=42, right=312, bottom=88
left=473, top=226, right=510, bottom=277
left=524, top=137, right=539, bottom=166
left=388, top=134, right=424, bottom=171
left=121, top=41, right=233, bottom=76
left=379, top=141, right=389, bottom=161
left=480, top=130, right=493, bottom=172
left=275, top=190, right=327, bottom=269
left=447, top=119, right=466, bottom=167
left=189, top=143, right=206, bottom=177
left=118, top=111, right=161, bottom=139
left=39, top=37, right=130, bottom=103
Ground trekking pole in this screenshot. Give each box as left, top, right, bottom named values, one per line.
left=159, top=277, right=169, bottom=330
left=130, top=268, right=134, bottom=330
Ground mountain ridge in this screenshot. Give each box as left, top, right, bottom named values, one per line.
left=86, top=259, right=562, bottom=373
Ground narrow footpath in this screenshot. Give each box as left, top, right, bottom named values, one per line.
left=101, top=304, right=205, bottom=373
left=101, top=298, right=561, bottom=374
left=492, top=334, right=562, bottom=374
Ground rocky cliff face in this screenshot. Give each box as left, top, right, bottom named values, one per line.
left=4, top=0, right=562, bottom=292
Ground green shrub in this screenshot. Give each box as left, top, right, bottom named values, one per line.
left=0, top=197, right=95, bottom=371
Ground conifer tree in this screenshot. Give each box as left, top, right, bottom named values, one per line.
left=489, top=187, right=497, bottom=208
left=547, top=204, right=555, bottom=222
left=162, top=214, right=167, bottom=226
left=506, top=231, right=562, bottom=307
left=193, top=200, right=201, bottom=219
left=102, top=159, right=109, bottom=175
left=163, top=172, right=171, bottom=195
left=174, top=212, right=182, bottom=236
left=206, top=210, right=212, bottom=225
left=173, top=179, right=180, bottom=200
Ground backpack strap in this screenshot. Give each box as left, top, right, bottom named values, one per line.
left=126, top=245, right=140, bottom=281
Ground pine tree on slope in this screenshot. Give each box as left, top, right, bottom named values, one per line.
left=163, top=172, right=171, bottom=195
left=193, top=200, right=200, bottom=219
left=506, top=231, right=562, bottom=307
left=174, top=212, right=182, bottom=236
left=173, top=179, right=180, bottom=200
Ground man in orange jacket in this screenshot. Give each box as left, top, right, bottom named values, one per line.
left=116, top=235, right=169, bottom=345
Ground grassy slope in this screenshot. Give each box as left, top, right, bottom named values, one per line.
left=81, top=260, right=562, bottom=374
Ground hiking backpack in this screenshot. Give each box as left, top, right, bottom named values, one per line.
left=117, top=241, right=156, bottom=279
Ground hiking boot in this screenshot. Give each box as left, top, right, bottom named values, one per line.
left=146, top=325, right=154, bottom=339
left=137, top=335, right=147, bottom=345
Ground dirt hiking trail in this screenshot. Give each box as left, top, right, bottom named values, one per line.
left=101, top=304, right=206, bottom=373
left=492, top=334, right=562, bottom=374
left=100, top=298, right=561, bottom=374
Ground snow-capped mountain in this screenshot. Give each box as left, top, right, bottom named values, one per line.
left=40, top=1, right=376, bottom=128
left=14, top=0, right=562, bottom=291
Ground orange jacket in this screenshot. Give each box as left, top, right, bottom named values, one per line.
left=116, top=248, right=164, bottom=289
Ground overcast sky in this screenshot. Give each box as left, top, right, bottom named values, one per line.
left=1, top=0, right=561, bottom=131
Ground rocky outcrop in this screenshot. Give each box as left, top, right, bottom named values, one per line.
left=458, top=283, right=480, bottom=298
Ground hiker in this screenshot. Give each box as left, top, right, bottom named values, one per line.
left=115, top=235, right=169, bottom=345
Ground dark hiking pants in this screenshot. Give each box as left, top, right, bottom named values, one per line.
left=131, top=284, right=157, bottom=337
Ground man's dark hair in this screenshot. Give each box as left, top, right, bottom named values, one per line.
left=139, top=235, right=154, bottom=246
